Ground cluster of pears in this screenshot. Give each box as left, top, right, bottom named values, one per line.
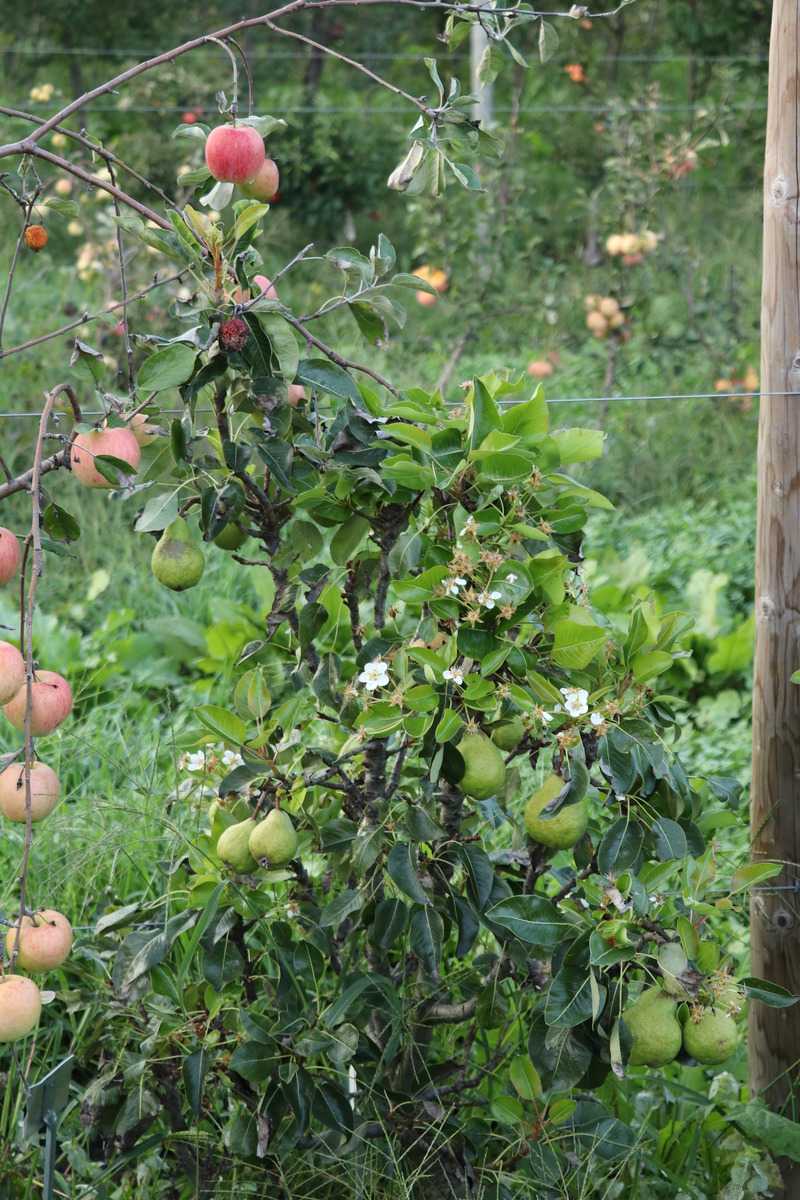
left=623, top=981, right=742, bottom=1068
left=217, top=805, right=299, bottom=873
left=151, top=517, right=250, bottom=592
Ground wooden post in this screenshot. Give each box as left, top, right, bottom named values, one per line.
left=751, top=0, right=800, bottom=1178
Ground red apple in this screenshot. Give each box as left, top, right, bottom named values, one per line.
left=0, top=527, right=20, bottom=584
left=70, top=427, right=141, bottom=488
left=240, top=158, right=280, bottom=202
left=3, top=670, right=73, bottom=735
left=288, top=384, right=306, bottom=407
left=205, top=125, right=265, bottom=184
left=527, top=360, right=554, bottom=379
left=253, top=274, right=278, bottom=300
left=0, top=975, right=41, bottom=1042
left=6, top=909, right=72, bottom=971
left=0, top=760, right=60, bottom=821
left=0, top=642, right=25, bottom=705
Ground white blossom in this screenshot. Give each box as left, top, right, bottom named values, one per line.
left=359, top=658, right=390, bottom=692
left=182, top=751, right=207, bottom=773
left=463, top=515, right=478, bottom=536
left=534, top=707, right=554, bottom=725
left=476, top=590, right=502, bottom=610
left=221, top=750, right=244, bottom=769
left=446, top=576, right=468, bottom=596
left=560, top=687, right=589, bottom=718
left=506, top=572, right=518, bottom=584
left=443, top=668, right=464, bottom=685
left=590, top=711, right=606, bottom=729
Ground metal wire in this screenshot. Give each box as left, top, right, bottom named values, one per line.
left=0, top=390, right=778, bottom=420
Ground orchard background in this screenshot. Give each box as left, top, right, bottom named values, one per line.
left=0, top=1, right=793, bottom=1198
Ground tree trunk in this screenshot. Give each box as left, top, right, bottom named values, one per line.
left=751, top=3, right=800, bottom=1193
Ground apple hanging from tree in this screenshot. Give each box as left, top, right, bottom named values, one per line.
left=0, top=528, right=20, bottom=584
left=0, top=642, right=25, bottom=704
left=71, top=426, right=141, bottom=488
left=240, top=158, right=280, bottom=201
left=205, top=124, right=265, bottom=184
left=0, top=975, right=41, bottom=1042
left=3, top=670, right=73, bottom=735
left=0, top=761, right=60, bottom=822
left=5, top=909, right=72, bottom=971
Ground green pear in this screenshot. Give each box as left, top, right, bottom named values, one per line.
left=683, top=1008, right=739, bottom=1064
left=456, top=733, right=506, bottom=800
left=151, top=518, right=205, bottom=591
left=213, top=522, right=248, bottom=551
left=491, top=717, right=525, bottom=752
left=216, top=818, right=258, bottom=873
left=623, top=986, right=682, bottom=1067
left=524, top=773, right=588, bottom=849
left=249, top=808, right=298, bottom=865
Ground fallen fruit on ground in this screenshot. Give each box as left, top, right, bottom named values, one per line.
left=0, top=641, right=25, bottom=704
left=0, top=975, right=42, bottom=1042
left=524, top=773, right=588, bottom=849
left=455, top=733, right=506, bottom=800
left=217, top=817, right=258, bottom=873
left=70, top=426, right=141, bottom=488
left=240, top=157, right=280, bottom=201
left=205, top=124, right=265, bottom=183
left=3, top=671, right=73, bottom=735
left=249, top=808, right=298, bottom=865
left=0, top=528, right=21, bottom=584
left=0, top=761, right=60, bottom=821
left=623, top=987, right=682, bottom=1067
left=151, top=518, right=205, bottom=591
left=683, top=1007, right=739, bottom=1064
left=6, top=909, right=73, bottom=971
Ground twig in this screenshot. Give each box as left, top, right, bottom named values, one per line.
left=263, top=16, right=434, bottom=116
left=9, top=384, right=63, bottom=973
left=0, top=188, right=39, bottom=350
left=0, top=106, right=177, bottom=211
left=283, top=312, right=402, bottom=397
left=106, top=156, right=136, bottom=397
left=0, top=269, right=188, bottom=362
left=23, top=145, right=171, bottom=230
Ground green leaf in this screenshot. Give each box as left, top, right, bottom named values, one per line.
left=485, top=895, right=568, bottom=948
left=233, top=201, right=269, bottom=241
left=383, top=423, right=432, bottom=452
left=545, top=964, right=604, bottom=1029
left=256, top=313, right=300, bottom=383
left=409, top=904, right=443, bottom=977
left=138, top=343, right=197, bottom=392
left=552, top=428, right=604, bottom=464
left=740, top=977, right=799, bottom=1008
left=194, top=705, right=247, bottom=745
left=296, top=358, right=361, bottom=402
left=729, top=861, right=782, bottom=894
left=371, top=898, right=408, bottom=950
left=652, top=817, right=687, bottom=861
left=229, top=1041, right=278, bottom=1083
left=597, top=818, right=644, bottom=875
left=551, top=615, right=605, bottom=670
left=502, top=387, right=548, bottom=436
left=330, top=515, right=371, bottom=565
left=386, top=842, right=430, bottom=905
left=435, top=708, right=464, bottom=743
left=509, top=1054, right=543, bottom=1101
left=468, top=377, right=502, bottom=450
left=478, top=451, right=535, bottom=483
left=727, top=1103, right=800, bottom=1162
left=183, top=1048, right=210, bottom=1118
left=134, top=488, right=183, bottom=533
left=319, top=888, right=363, bottom=929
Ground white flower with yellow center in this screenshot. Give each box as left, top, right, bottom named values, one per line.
left=359, top=658, right=390, bottom=692
left=560, top=687, right=589, bottom=718
left=477, top=590, right=502, bottom=610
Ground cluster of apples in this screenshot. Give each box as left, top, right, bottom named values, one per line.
left=204, top=123, right=280, bottom=202
left=412, top=265, right=448, bottom=308
left=584, top=294, right=626, bottom=339
left=0, top=528, right=74, bottom=1043
left=605, top=230, right=659, bottom=267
